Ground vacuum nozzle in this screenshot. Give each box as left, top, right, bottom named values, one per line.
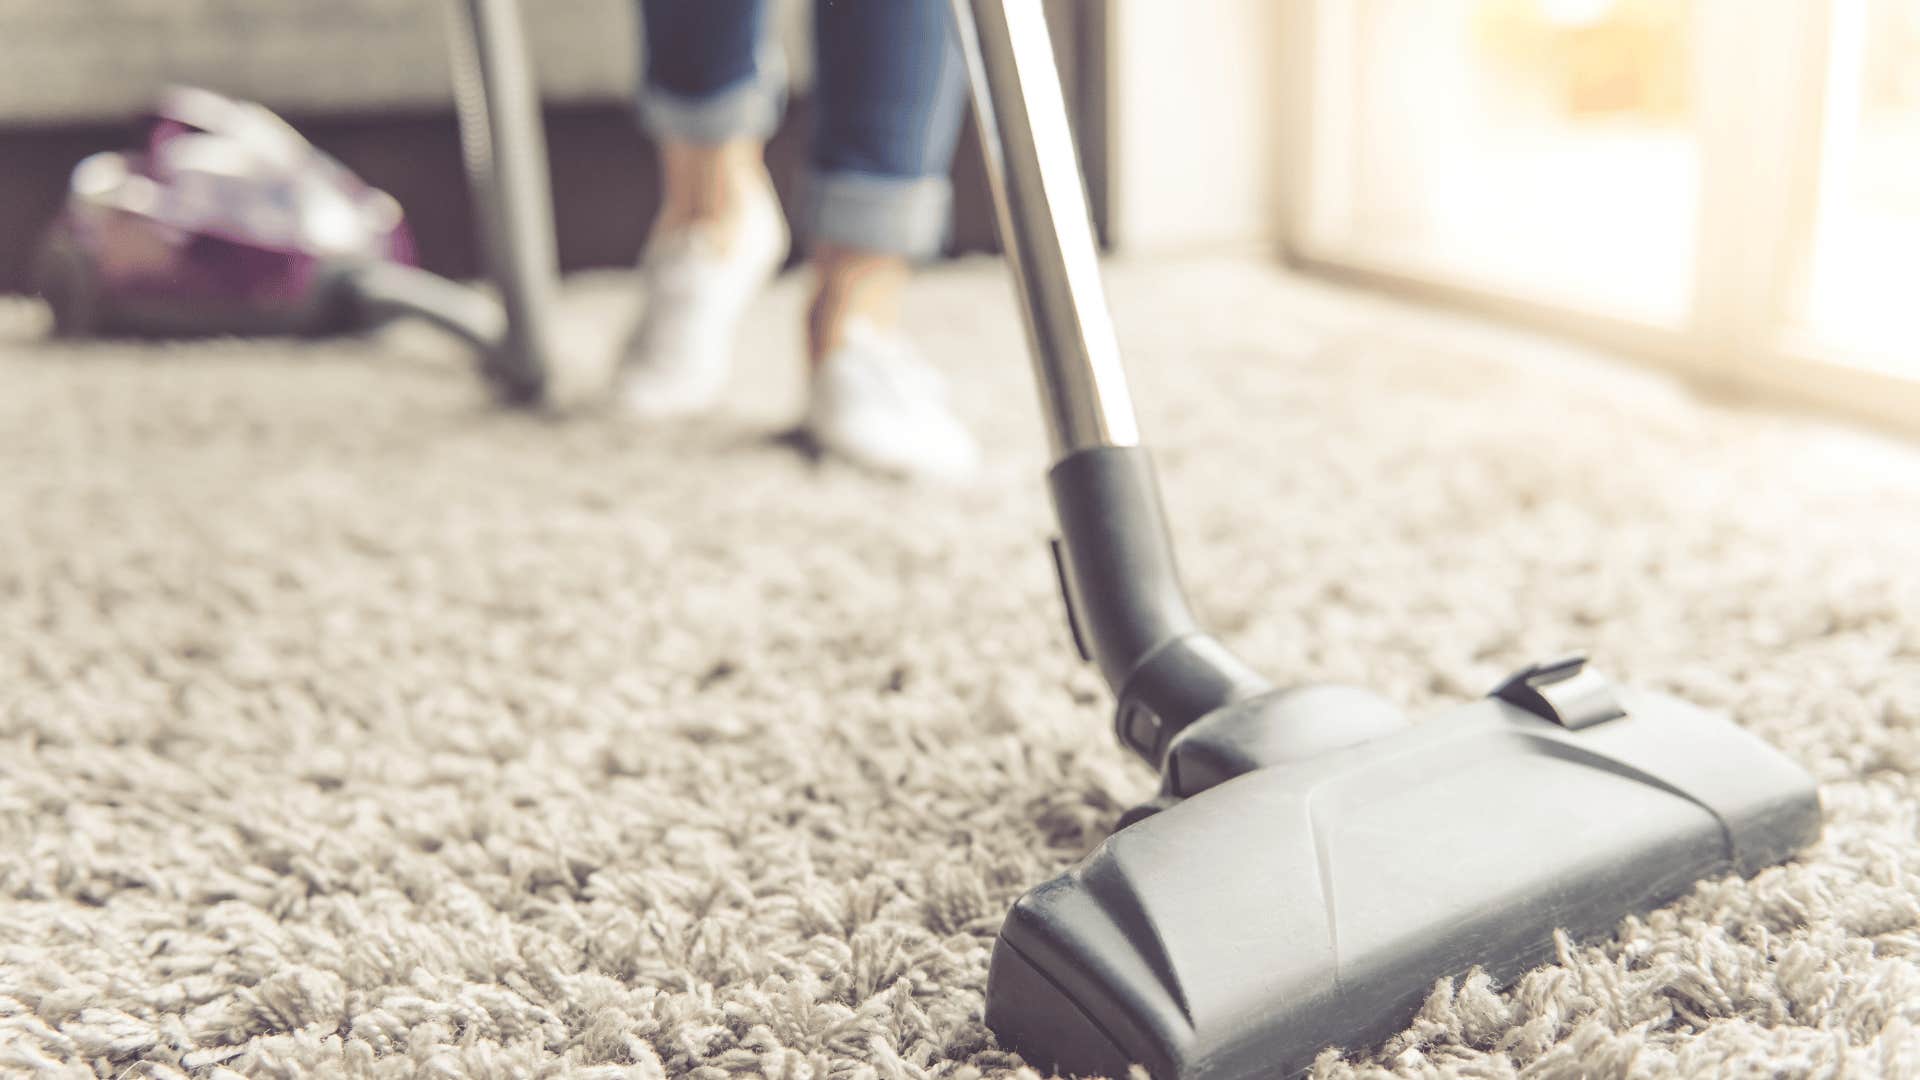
left=987, top=679, right=1822, bottom=1078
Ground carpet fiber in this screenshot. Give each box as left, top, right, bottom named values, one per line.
left=2, top=260, right=1918, bottom=1079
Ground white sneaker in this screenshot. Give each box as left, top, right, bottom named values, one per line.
left=805, top=321, right=980, bottom=482
left=618, top=181, right=788, bottom=418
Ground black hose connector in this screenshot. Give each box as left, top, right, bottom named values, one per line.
left=1047, top=446, right=1270, bottom=769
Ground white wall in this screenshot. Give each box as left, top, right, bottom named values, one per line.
left=1106, top=0, right=1288, bottom=253
left=0, top=0, right=817, bottom=126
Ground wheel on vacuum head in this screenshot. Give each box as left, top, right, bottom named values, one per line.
left=33, top=229, right=104, bottom=338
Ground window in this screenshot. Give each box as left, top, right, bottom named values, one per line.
left=1797, top=0, right=1920, bottom=373
left=1285, top=0, right=1920, bottom=431
left=1331, top=0, right=1701, bottom=323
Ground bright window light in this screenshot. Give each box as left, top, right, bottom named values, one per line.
left=1799, top=0, right=1920, bottom=373
left=1333, top=0, right=1701, bottom=325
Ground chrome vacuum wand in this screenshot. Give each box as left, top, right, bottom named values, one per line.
left=349, top=0, right=560, bottom=405
left=444, top=0, right=560, bottom=403
left=951, top=0, right=1273, bottom=767
left=949, top=0, right=1137, bottom=454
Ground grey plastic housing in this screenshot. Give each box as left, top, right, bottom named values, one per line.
left=994, top=445, right=1824, bottom=1078
left=985, top=685, right=1821, bottom=1079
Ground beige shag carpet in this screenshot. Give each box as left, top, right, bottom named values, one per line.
left=2, top=259, right=1918, bottom=1079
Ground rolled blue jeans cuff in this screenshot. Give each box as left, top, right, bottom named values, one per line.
left=806, top=171, right=953, bottom=259
left=638, top=47, right=786, bottom=144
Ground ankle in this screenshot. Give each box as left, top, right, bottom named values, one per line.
left=653, top=139, right=774, bottom=248
left=808, top=246, right=909, bottom=366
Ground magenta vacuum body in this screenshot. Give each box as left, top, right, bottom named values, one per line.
left=36, top=87, right=415, bottom=338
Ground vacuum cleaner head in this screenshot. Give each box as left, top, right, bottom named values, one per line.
left=946, top=1, right=1825, bottom=1075
left=985, top=661, right=1821, bottom=1079
left=35, top=87, right=414, bottom=339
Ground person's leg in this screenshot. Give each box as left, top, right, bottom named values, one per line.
left=621, top=0, right=789, bottom=417
left=637, top=0, right=781, bottom=242
left=805, top=0, right=970, bottom=364
left=801, top=0, right=978, bottom=479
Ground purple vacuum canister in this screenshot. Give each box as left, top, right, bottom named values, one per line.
left=36, top=86, right=416, bottom=337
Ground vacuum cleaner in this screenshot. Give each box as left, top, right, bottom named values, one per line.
left=32, top=0, right=559, bottom=406
left=946, top=2, right=1824, bottom=1076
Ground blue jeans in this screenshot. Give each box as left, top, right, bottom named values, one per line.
left=637, top=0, right=969, bottom=258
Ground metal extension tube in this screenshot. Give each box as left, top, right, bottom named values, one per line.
left=444, top=0, right=561, bottom=403
left=948, top=0, right=1138, bottom=455
left=951, top=0, right=1270, bottom=758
